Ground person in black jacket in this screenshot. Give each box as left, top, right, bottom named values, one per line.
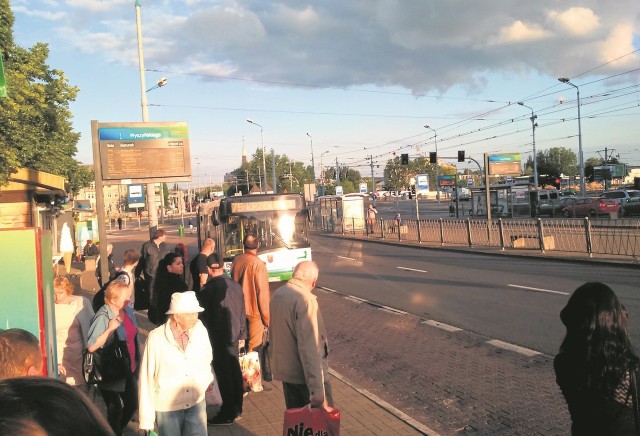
left=96, top=243, right=118, bottom=287
left=554, top=282, right=640, bottom=435
left=148, top=252, right=188, bottom=326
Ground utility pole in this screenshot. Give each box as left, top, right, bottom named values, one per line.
left=369, top=155, right=376, bottom=195
left=335, top=158, right=340, bottom=185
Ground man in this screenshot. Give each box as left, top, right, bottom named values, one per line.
left=96, top=243, right=117, bottom=288
left=190, top=238, right=215, bottom=291
left=138, top=291, right=213, bottom=435
left=0, top=329, right=43, bottom=380
left=367, top=204, right=378, bottom=233
left=136, top=229, right=169, bottom=298
left=230, top=233, right=270, bottom=352
left=198, top=254, right=247, bottom=425
left=83, top=240, right=99, bottom=259
left=269, top=261, right=333, bottom=409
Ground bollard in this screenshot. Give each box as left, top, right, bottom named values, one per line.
left=178, top=224, right=185, bottom=237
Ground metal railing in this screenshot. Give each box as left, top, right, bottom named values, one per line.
left=311, top=216, right=640, bottom=259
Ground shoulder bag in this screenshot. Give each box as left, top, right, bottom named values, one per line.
left=83, top=337, right=129, bottom=385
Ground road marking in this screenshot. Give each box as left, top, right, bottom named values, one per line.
left=377, top=305, right=408, bottom=315
left=397, top=266, right=428, bottom=273
left=337, top=255, right=361, bottom=263
left=508, top=284, right=569, bottom=296
left=315, top=286, right=337, bottom=294
left=344, top=296, right=365, bottom=304
left=422, top=320, right=462, bottom=332
left=486, top=339, right=541, bottom=356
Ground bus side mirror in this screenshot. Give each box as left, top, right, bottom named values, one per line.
left=211, top=209, right=220, bottom=226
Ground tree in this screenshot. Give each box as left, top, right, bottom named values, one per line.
left=536, top=147, right=577, bottom=178
left=0, top=1, right=86, bottom=189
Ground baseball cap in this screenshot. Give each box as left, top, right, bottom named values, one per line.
left=206, top=253, right=224, bottom=270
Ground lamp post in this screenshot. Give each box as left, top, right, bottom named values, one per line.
left=246, top=119, right=267, bottom=193
left=424, top=125, right=440, bottom=205
left=517, top=102, right=539, bottom=189
left=558, top=78, right=585, bottom=196
left=306, top=133, right=316, bottom=182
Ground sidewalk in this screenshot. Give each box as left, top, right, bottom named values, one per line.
left=65, top=263, right=433, bottom=436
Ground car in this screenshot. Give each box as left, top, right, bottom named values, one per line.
left=537, top=197, right=577, bottom=217
left=562, top=197, right=619, bottom=218
left=620, top=196, right=640, bottom=217
left=458, top=193, right=470, bottom=201
left=598, top=190, right=640, bottom=204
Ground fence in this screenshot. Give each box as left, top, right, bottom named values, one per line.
left=314, top=215, right=640, bottom=259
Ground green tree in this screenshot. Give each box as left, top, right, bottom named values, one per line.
left=536, top=147, right=577, bottom=177
left=0, top=1, right=85, bottom=188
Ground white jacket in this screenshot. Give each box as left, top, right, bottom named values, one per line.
left=138, top=320, right=213, bottom=430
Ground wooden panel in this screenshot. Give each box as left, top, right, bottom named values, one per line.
left=0, top=201, right=32, bottom=228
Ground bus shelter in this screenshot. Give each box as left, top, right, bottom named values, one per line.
left=469, top=184, right=532, bottom=218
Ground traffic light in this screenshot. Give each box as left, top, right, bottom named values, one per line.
left=429, top=152, right=437, bottom=164
left=458, top=150, right=465, bottom=162
left=401, top=153, right=409, bottom=165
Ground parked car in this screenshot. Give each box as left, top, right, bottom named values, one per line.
left=620, top=196, right=640, bottom=217
left=538, top=197, right=577, bottom=217
left=598, top=190, right=640, bottom=204
left=562, top=197, right=619, bottom=218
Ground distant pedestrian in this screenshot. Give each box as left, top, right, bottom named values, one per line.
left=83, top=240, right=99, bottom=259
left=555, top=282, right=640, bottom=435
left=117, top=216, right=123, bottom=230
left=269, top=261, right=333, bottom=409
left=393, top=212, right=402, bottom=229
left=59, top=222, right=75, bottom=275
left=367, top=204, right=378, bottom=233
left=138, top=291, right=213, bottom=436
left=0, top=329, right=43, bottom=380
left=231, top=234, right=270, bottom=353
left=198, top=254, right=247, bottom=425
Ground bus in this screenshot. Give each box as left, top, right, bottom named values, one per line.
left=316, top=193, right=366, bottom=232
left=197, top=193, right=311, bottom=282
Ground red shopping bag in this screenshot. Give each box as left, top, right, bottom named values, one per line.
left=283, top=405, right=340, bottom=436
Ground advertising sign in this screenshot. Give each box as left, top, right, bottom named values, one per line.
left=335, top=185, right=344, bottom=195
left=127, top=184, right=145, bottom=208
left=488, top=154, right=521, bottom=175
left=416, top=174, right=429, bottom=194
left=96, top=121, right=192, bottom=183
left=359, top=182, right=368, bottom=194
left=438, top=175, right=456, bottom=186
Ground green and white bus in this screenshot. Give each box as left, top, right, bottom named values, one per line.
left=197, top=193, right=311, bottom=282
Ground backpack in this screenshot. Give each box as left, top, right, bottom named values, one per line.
left=92, top=271, right=130, bottom=313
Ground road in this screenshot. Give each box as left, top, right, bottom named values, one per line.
left=310, top=233, right=640, bottom=356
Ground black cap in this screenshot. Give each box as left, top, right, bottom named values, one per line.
left=206, top=253, right=224, bottom=270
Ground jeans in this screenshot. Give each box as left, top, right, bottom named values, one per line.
left=100, top=373, right=138, bottom=436
left=156, top=400, right=207, bottom=436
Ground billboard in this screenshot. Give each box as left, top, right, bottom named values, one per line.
left=438, top=175, right=456, bottom=186
left=95, top=121, right=192, bottom=184
left=416, top=174, right=429, bottom=194
left=488, top=154, right=521, bottom=175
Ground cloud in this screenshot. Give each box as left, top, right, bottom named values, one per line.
left=488, top=20, right=551, bottom=45
left=548, top=7, right=600, bottom=36
left=599, top=23, right=638, bottom=67
left=11, top=5, right=65, bottom=20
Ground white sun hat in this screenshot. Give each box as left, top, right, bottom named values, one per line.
left=165, top=291, right=205, bottom=314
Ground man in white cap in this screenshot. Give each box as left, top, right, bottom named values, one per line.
left=138, top=291, right=213, bottom=435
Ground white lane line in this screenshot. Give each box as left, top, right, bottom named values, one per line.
left=315, top=286, right=337, bottom=294
left=508, top=284, right=569, bottom=296
left=377, top=306, right=408, bottom=315
left=344, top=296, right=365, bottom=304
left=337, top=255, right=360, bottom=263
left=397, top=266, right=428, bottom=273
left=422, top=320, right=463, bottom=332
left=486, top=339, right=541, bottom=357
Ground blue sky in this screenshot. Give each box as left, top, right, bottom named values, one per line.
left=10, top=0, right=640, bottom=185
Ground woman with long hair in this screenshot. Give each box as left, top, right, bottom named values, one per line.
left=149, top=252, right=188, bottom=326
left=555, top=282, right=639, bottom=435
left=174, top=242, right=194, bottom=291
left=87, top=280, right=140, bottom=436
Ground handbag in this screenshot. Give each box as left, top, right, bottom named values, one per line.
left=82, top=339, right=129, bottom=385
left=239, top=350, right=263, bottom=393
left=258, top=328, right=272, bottom=382
left=283, top=405, right=340, bottom=436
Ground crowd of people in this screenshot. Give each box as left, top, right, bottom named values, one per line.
left=1, top=228, right=639, bottom=435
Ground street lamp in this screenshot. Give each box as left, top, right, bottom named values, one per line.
left=517, top=102, right=539, bottom=189
left=558, top=78, right=585, bottom=196
left=246, top=119, right=267, bottom=193
left=146, top=77, right=168, bottom=92
left=424, top=125, right=440, bottom=205
left=306, top=133, right=316, bottom=182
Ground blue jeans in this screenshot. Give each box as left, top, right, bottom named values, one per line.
left=156, top=400, right=207, bottom=436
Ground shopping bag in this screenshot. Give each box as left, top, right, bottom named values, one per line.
left=239, top=351, right=263, bottom=392
left=205, top=369, right=223, bottom=417
left=283, top=405, right=340, bottom=436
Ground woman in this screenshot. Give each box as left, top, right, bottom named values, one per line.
left=53, top=277, right=94, bottom=390
left=555, top=282, right=640, bottom=435
left=139, top=291, right=213, bottom=435
left=149, top=252, right=189, bottom=326
left=87, top=280, right=140, bottom=436
left=174, top=243, right=194, bottom=291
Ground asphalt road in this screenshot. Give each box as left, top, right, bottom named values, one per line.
left=310, top=234, right=640, bottom=356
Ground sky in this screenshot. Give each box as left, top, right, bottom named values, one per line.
left=10, top=0, right=640, bottom=186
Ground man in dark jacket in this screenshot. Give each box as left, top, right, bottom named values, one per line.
left=136, top=229, right=169, bottom=299
left=198, top=254, right=247, bottom=425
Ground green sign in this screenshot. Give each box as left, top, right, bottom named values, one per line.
left=0, top=54, right=6, bottom=98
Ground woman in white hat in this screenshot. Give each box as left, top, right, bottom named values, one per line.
left=138, top=291, right=213, bottom=436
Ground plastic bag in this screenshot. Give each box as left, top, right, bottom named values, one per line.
left=283, top=405, right=340, bottom=436
left=205, top=370, right=223, bottom=417
left=239, top=351, right=263, bottom=392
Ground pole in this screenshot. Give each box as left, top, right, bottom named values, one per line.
left=558, top=78, right=586, bottom=196
left=518, top=102, right=538, bottom=189
left=425, top=125, right=439, bottom=205
left=369, top=155, right=375, bottom=195
left=307, top=133, right=316, bottom=181
left=271, top=149, right=277, bottom=194
left=135, top=1, right=157, bottom=238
